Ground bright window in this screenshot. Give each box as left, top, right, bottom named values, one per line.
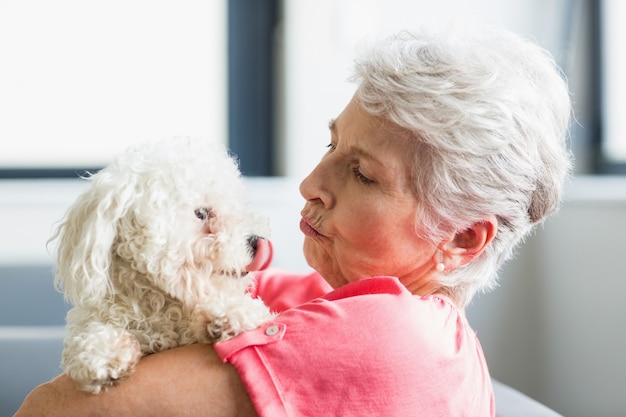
left=0, top=0, right=226, bottom=170
left=600, top=0, right=626, bottom=163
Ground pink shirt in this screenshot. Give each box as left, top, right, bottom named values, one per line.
left=215, top=270, right=495, bottom=417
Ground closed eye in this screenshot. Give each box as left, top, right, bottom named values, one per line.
left=352, top=167, right=375, bottom=185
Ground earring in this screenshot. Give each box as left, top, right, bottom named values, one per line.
left=435, top=250, right=445, bottom=272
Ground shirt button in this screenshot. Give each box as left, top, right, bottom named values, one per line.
left=265, top=324, right=280, bottom=336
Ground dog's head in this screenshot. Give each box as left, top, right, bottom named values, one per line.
left=52, top=138, right=271, bottom=307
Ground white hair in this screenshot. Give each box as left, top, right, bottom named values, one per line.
left=352, top=26, right=573, bottom=306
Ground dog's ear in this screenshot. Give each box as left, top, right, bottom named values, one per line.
left=51, top=171, right=134, bottom=306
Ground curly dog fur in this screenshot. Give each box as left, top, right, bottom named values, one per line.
left=52, top=138, right=275, bottom=393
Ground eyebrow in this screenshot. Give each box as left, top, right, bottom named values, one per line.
left=328, top=118, right=337, bottom=134
left=328, top=117, right=378, bottom=164
left=351, top=146, right=379, bottom=166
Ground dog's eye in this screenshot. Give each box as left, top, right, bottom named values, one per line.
left=194, top=207, right=213, bottom=221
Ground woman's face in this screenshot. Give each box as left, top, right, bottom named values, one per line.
left=299, top=97, right=439, bottom=294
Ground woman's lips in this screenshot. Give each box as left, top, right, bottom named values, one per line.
left=300, top=218, right=322, bottom=237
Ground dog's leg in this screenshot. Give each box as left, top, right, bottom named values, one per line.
left=62, top=322, right=142, bottom=393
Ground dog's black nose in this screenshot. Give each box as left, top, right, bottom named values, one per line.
left=247, top=235, right=259, bottom=253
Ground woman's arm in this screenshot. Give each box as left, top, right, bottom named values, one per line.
left=14, top=343, right=258, bottom=417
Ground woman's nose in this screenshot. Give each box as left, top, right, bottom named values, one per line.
left=299, top=162, right=335, bottom=208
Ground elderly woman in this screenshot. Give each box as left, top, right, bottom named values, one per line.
left=16, top=25, right=571, bottom=417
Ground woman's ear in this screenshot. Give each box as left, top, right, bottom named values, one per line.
left=440, top=215, right=498, bottom=270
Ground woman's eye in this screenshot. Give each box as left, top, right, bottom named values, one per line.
left=326, top=143, right=337, bottom=152
left=352, top=167, right=375, bottom=185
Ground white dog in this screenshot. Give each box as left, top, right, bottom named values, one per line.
left=51, top=138, right=275, bottom=393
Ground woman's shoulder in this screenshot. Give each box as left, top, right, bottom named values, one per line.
left=220, top=275, right=493, bottom=417
left=253, top=273, right=463, bottom=335
left=250, top=273, right=473, bottom=364
left=263, top=276, right=468, bottom=361
left=323, top=276, right=460, bottom=323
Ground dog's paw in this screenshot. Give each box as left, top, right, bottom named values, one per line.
left=63, top=325, right=143, bottom=394
left=191, top=297, right=276, bottom=343
left=207, top=316, right=238, bottom=342
left=191, top=307, right=237, bottom=343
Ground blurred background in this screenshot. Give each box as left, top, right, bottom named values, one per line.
left=1, top=1, right=625, bottom=416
